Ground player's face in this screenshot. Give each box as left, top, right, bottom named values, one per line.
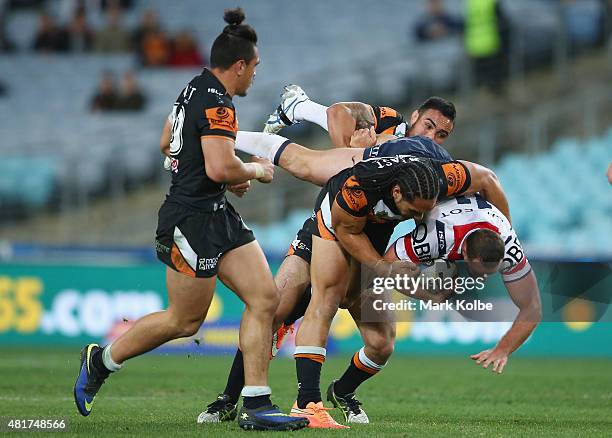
left=236, top=48, right=260, bottom=97
left=393, top=187, right=436, bottom=219
left=409, top=109, right=454, bottom=144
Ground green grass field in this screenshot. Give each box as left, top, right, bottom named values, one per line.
left=1, top=349, right=611, bottom=437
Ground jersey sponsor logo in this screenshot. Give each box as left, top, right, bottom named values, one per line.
left=205, top=106, right=237, bottom=133
left=411, top=222, right=431, bottom=261
left=435, top=220, right=447, bottom=255
left=441, top=162, right=467, bottom=196
left=341, top=175, right=368, bottom=212
left=207, top=87, right=224, bottom=96
left=380, top=107, right=397, bottom=119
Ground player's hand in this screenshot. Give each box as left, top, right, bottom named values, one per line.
left=251, top=156, right=274, bottom=183
left=470, top=347, right=509, bottom=374
left=228, top=181, right=251, bottom=198
left=350, top=127, right=377, bottom=148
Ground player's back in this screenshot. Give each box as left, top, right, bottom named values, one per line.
left=363, top=135, right=453, bottom=162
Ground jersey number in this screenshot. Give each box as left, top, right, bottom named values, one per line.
left=169, top=103, right=185, bottom=156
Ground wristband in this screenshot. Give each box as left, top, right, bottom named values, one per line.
left=253, top=163, right=265, bottom=179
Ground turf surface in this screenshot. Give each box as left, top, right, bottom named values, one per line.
left=1, top=349, right=611, bottom=437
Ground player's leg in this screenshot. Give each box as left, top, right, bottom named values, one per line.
left=327, top=294, right=396, bottom=424
left=235, top=131, right=363, bottom=186
left=290, top=235, right=350, bottom=428
left=197, top=253, right=311, bottom=423
left=217, top=240, right=308, bottom=430
left=74, top=267, right=216, bottom=417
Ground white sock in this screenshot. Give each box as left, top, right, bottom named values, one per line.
left=235, top=131, right=291, bottom=164
left=102, top=344, right=123, bottom=372
left=241, top=385, right=272, bottom=397
left=294, top=100, right=329, bottom=131
left=358, top=346, right=386, bottom=370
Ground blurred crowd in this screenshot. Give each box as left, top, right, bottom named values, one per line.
left=0, top=0, right=206, bottom=68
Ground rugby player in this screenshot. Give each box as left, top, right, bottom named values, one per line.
left=73, top=8, right=308, bottom=432
left=289, top=155, right=444, bottom=428
left=263, top=84, right=451, bottom=148
left=322, top=193, right=541, bottom=424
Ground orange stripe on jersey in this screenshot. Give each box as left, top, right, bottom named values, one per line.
left=340, top=175, right=368, bottom=213
left=379, top=106, right=397, bottom=119
left=294, top=353, right=326, bottom=364
left=352, top=352, right=378, bottom=375
left=205, top=107, right=238, bottom=133
left=286, top=244, right=295, bottom=256
left=316, top=210, right=336, bottom=241
left=200, top=134, right=236, bottom=140
left=171, top=244, right=196, bottom=277
left=441, top=162, right=468, bottom=196
left=381, top=126, right=396, bottom=135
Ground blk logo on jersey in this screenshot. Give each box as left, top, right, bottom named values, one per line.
left=170, top=157, right=179, bottom=173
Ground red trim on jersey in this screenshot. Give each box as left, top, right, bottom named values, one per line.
left=448, top=222, right=500, bottom=261
left=504, top=256, right=527, bottom=275
left=403, top=236, right=420, bottom=263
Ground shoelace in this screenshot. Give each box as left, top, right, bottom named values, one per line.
left=206, top=397, right=231, bottom=414
left=342, top=394, right=363, bottom=416
left=310, top=404, right=338, bottom=426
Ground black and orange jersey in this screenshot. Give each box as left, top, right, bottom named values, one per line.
left=166, top=69, right=238, bottom=209
left=372, top=106, right=406, bottom=136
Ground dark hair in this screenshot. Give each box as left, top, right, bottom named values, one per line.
left=465, top=229, right=504, bottom=263
left=417, top=96, right=456, bottom=121
left=210, top=8, right=258, bottom=69
left=354, top=158, right=440, bottom=202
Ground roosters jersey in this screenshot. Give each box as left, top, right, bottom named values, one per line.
left=393, top=194, right=531, bottom=282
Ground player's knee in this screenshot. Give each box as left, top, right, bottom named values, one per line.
left=245, top=285, right=280, bottom=316
left=167, top=313, right=204, bottom=338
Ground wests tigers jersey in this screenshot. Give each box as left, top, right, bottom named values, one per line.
left=372, top=106, right=406, bottom=136
left=393, top=195, right=531, bottom=282
left=166, top=69, right=238, bottom=209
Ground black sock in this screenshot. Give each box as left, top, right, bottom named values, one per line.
left=223, top=349, right=245, bottom=404
left=295, top=357, right=323, bottom=408
left=91, top=348, right=111, bottom=378
left=333, top=352, right=379, bottom=397
left=242, top=394, right=271, bottom=410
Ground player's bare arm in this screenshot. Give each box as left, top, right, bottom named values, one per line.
left=202, top=136, right=274, bottom=184
left=332, top=200, right=382, bottom=265
left=458, top=160, right=511, bottom=223
left=327, top=102, right=376, bottom=147
left=471, top=270, right=541, bottom=374
left=160, top=118, right=171, bottom=156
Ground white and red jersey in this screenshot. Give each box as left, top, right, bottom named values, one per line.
left=393, top=195, right=531, bottom=283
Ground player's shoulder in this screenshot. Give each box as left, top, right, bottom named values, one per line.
left=192, top=70, right=234, bottom=108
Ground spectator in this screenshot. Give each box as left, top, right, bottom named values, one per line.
left=168, top=30, right=205, bottom=67
left=100, top=0, right=133, bottom=12
left=464, top=0, right=509, bottom=92
left=415, top=0, right=463, bottom=42
left=90, top=71, right=118, bottom=112
left=32, top=13, right=69, bottom=52
left=132, top=9, right=161, bottom=63
left=140, top=28, right=170, bottom=67
left=67, top=9, right=93, bottom=52
left=115, top=71, right=146, bottom=111
left=94, top=2, right=130, bottom=52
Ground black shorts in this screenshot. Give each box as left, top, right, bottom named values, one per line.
left=286, top=217, right=314, bottom=263
left=155, top=198, right=255, bottom=278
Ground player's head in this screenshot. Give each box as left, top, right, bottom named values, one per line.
left=355, top=159, right=440, bottom=219
left=408, top=97, right=456, bottom=144
left=210, top=8, right=259, bottom=96
left=462, top=229, right=505, bottom=278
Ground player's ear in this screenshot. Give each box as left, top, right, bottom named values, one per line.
left=235, top=59, right=246, bottom=76
left=410, top=110, right=420, bottom=125
left=392, top=185, right=402, bottom=202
